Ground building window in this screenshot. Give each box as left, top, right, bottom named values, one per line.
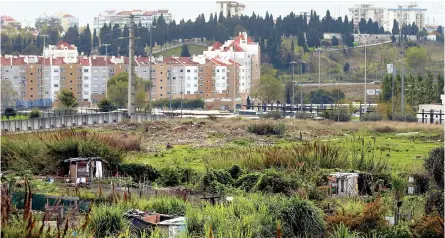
left=194, top=84, right=197, bottom=87
left=54, top=84, right=59, bottom=87
left=194, top=76, right=198, bottom=80
left=93, top=77, right=98, bottom=80
left=222, top=69, right=225, bottom=72
left=84, top=69, right=89, bottom=73
left=180, top=69, right=184, bottom=72
left=187, top=84, right=191, bottom=87
left=187, top=91, right=190, bottom=94
left=30, top=73, right=33, bottom=75
left=187, top=69, right=190, bottom=73
left=84, top=84, right=89, bottom=88
left=187, top=77, right=191, bottom=80
left=14, top=76, right=18, bottom=79
left=54, top=69, right=59, bottom=73
left=199, top=69, right=203, bottom=72
left=84, top=76, right=89, bottom=80
left=194, top=69, right=197, bottom=72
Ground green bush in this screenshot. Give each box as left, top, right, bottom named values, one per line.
left=97, top=98, right=116, bottom=112
left=201, top=169, right=234, bottom=193
left=235, top=173, right=261, bottom=192
left=89, top=204, right=129, bottom=238
left=119, top=164, right=160, bottom=183
left=361, top=112, right=383, bottom=121
left=143, top=196, right=187, bottom=215
left=261, top=111, right=282, bottom=120
left=29, top=109, right=40, bottom=118
left=156, top=167, right=197, bottom=187
left=392, top=113, right=417, bottom=122
left=375, top=225, right=412, bottom=238
left=254, top=170, right=297, bottom=195
left=326, top=106, right=351, bottom=122
left=228, top=164, right=242, bottom=179
left=278, top=196, right=326, bottom=237
left=247, top=122, right=286, bottom=135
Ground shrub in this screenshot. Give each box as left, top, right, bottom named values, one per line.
left=119, top=164, right=160, bottom=183
left=228, top=164, right=242, bottom=179
left=361, top=112, right=383, bottom=121
left=89, top=204, right=129, bottom=238
left=156, top=167, right=197, bottom=187
left=29, top=109, right=40, bottom=118
left=375, top=225, right=412, bottom=238
left=424, top=147, right=444, bottom=189
left=324, top=106, right=351, bottom=122
left=247, top=121, right=286, bottom=136
left=328, top=223, right=360, bottom=238
left=374, top=126, right=396, bottom=133
left=254, top=170, right=297, bottom=195
left=278, top=197, right=326, bottom=237
left=201, top=169, right=233, bottom=193
left=235, top=173, right=261, bottom=192
left=97, top=98, right=116, bottom=112
left=143, top=196, right=187, bottom=215
left=410, top=215, right=444, bottom=238
left=392, top=113, right=417, bottom=122
left=261, top=111, right=282, bottom=120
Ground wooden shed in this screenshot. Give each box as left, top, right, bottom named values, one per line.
left=63, top=157, right=109, bottom=184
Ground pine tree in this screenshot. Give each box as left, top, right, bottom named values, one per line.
left=358, top=18, right=367, bottom=33
left=180, top=44, right=190, bottom=57
left=92, top=28, right=99, bottom=50
left=331, top=36, right=339, bottom=46
left=13, top=34, right=23, bottom=53
left=119, top=24, right=129, bottom=56
left=297, top=32, right=308, bottom=52
left=99, top=23, right=111, bottom=55
left=437, top=25, right=443, bottom=35
left=79, top=24, right=92, bottom=56
left=392, top=19, right=399, bottom=35
left=63, top=25, right=79, bottom=45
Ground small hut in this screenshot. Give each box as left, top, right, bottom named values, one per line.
left=63, top=157, right=109, bottom=184
left=328, top=173, right=359, bottom=196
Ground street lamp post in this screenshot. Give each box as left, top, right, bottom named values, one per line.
left=41, top=34, right=48, bottom=101
left=290, top=61, right=297, bottom=115
left=102, top=44, right=110, bottom=98
left=148, top=24, right=156, bottom=116
left=169, top=62, right=172, bottom=111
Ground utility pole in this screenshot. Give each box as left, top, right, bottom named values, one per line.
left=291, top=61, right=296, bottom=113
left=364, top=36, right=367, bottom=111
left=169, top=62, right=172, bottom=111
left=300, top=61, right=303, bottom=113
left=102, top=43, right=110, bottom=99
left=232, top=50, right=236, bottom=113
left=41, top=35, right=48, bottom=102
left=392, top=66, right=396, bottom=120
left=401, top=23, right=405, bottom=121
left=318, top=49, right=321, bottom=88
left=127, top=15, right=136, bottom=117
left=148, top=24, right=155, bottom=116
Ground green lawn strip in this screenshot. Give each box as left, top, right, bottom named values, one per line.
left=124, top=145, right=217, bottom=172
left=1, top=115, right=29, bottom=121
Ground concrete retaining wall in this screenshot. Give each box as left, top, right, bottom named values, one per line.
left=1, top=112, right=166, bottom=133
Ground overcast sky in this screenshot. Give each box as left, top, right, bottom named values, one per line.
left=1, top=0, right=444, bottom=28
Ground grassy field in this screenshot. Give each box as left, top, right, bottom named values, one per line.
left=154, top=43, right=208, bottom=57
left=118, top=119, right=443, bottom=173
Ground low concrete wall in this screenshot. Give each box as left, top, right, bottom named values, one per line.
left=1, top=112, right=167, bottom=133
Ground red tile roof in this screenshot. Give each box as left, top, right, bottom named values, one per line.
left=1, top=15, right=16, bottom=22
left=90, top=56, right=111, bottom=66
left=157, top=10, right=169, bottom=14
left=78, top=57, right=90, bottom=66
left=209, top=58, right=228, bottom=66
left=228, top=59, right=241, bottom=66
left=11, top=56, right=25, bottom=65
left=56, top=41, right=76, bottom=50
left=222, top=43, right=244, bottom=52
left=51, top=57, right=65, bottom=65
left=0, top=56, right=11, bottom=66
left=233, top=34, right=254, bottom=44
left=39, top=57, right=51, bottom=65
left=62, top=14, right=74, bottom=18
left=211, top=42, right=222, bottom=51
left=143, top=11, right=154, bottom=16
left=135, top=57, right=151, bottom=66
left=174, top=57, right=198, bottom=65
left=116, top=11, right=132, bottom=16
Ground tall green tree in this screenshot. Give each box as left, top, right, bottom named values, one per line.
left=252, top=66, right=284, bottom=103
left=119, top=24, right=129, bottom=56
left=63, top=26, right=79, bottom=45
left=57, top=88, right=78, bottom=108
left=92, top=28, right=99, bottom=50
left=1, top=33, right=13, bottom=55
left=13, top=34, right=23, bottom=53
left=1, top=80, right=18, bottom=107
left=99, top=23, right=111, bottom=55
left=180, top=44, right=191, bottom=57
left=392, top=19, right=400, bottom=35
left=78, top=24, right=92, bottom=55
left=107, top=72, right=150, bottom=108
left=405, top=46, right=428, bottom=73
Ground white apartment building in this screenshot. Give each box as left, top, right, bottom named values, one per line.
left=348, top=4, right=386, bottom=31
left=216, top=1, right=245, bottom=17
left=93, top=9, right=173, bottom=32
left=56, top=13, right=79, bottom=31
left=387, top=3, right=426, bottom=33
left=203, top=32, right=260, bottom=95
left=44, top=41, right=78, bottom=58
